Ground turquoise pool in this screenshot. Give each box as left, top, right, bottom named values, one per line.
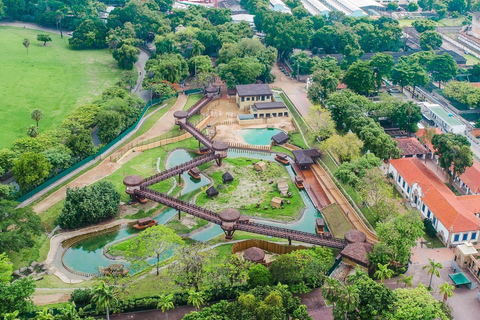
left=237, top=128, right=284, bottom=145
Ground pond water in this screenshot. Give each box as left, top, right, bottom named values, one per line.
left=61, top=148, right=325, bottom=274
left=237, top=128, right=284, bottom=145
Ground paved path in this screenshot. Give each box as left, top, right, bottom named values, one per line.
left=33, top=95, right=186, bottom=214
left=0, top=21, right=71, bottom=35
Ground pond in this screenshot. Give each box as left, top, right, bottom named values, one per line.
left=237, top=128, right=284, bottom=145
left=60, top=149, right=325, bottom=274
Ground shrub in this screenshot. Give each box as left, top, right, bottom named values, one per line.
left=69, top=288, right=93, bottom=306
left=423, top=218, right=437, bottom=238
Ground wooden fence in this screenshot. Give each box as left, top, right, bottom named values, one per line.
left=231, top=239, right=308, bottom=255
left=228, top=142, right=271, bottom=151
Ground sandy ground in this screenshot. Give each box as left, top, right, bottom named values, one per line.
left=33, top=292, right=71, bottom=306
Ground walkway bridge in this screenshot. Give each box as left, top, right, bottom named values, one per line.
left=124, top=89, right=350, bottom=249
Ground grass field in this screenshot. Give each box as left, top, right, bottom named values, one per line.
left=0, top=26, right=121, bottom=148
left=321, top=203, right=351, bottom=238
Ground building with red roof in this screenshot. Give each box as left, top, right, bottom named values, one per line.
left=387, top=158, right=480, bottom=247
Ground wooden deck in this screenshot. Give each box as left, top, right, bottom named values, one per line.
left=291, top=162, right=330, bottom=209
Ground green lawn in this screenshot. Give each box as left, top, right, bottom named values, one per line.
left=463, top=54, right=480, bottom=66
left=183, top=93, right=203, bottom=111
left=0, top=26, right=122, bottom=149
left=321, top=203, right=351, bottom=238
left=397, top=17, right=466, bottom=28
left=8, top=233, right=50, bottom=270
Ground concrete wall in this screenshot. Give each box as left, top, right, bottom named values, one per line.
left=236, top=94, right=273, bottom=111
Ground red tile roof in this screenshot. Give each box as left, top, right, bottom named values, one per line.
left=458, top=160, right=480, bottom=194
left=390, top=158, right=480, bottom=233
left=457, top=195, right=480, bottom=214
left=394, top=137, right=428, bottom=156
left=414, top=128, right=443, bottom=152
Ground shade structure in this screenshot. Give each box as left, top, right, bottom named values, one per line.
left=244, top=247, right=265, bottom=263
left=271, top=131, right=289, bottom=145
left=123, top=175, right=143, bottom=186
left=222, top=171, right=234, bottom=183
left=206, top=186, right=219, bottom=197
left=344, top=230, right=367, bottom=243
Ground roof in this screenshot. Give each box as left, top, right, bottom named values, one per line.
left=243, top=247, right=265, bottom=262
left=458, top=160, right=480, bottom=194
left=394, top=137, right=428, bottom=156
left=341, top=242, right=374, bottom=267
left=138, top=217, right=153, bottom=224
left=236, top=84, right=272, bottom=97
left=123, top=175, right=143, bottom=186
left=456, top=195, right=480, bottom=213
left=252, top=102, right=287, bottom=110
left=344, top=230, right=367, bottom=243
left=206, top=186, right=219, bottom=197
left=189, top=167, right=200, bottom=174
left=457, top=242, right=478, bottom=255
left=292, top=149, right=321, bottom=166
left=316, top=218, right=325, bottom=227
left=231, top=13, right=255, bottom=23
left=272, top=131, right=289, bottom=144
left=415, top=128, right=443, bottom=151
left=295, top=175, right=304, bottom=182
left=255, top=161, right=267, bottom=170
left=389, top=158, right=480, bottom=232
left=271, top=196, right=283, bottom=204
left=277, top=179, right=289, bottom=190
left=219, top=208, right=241, bottom=221
left=426, top=105, right=464, bottom=127
left=449, top=272, right=471, bottom=285
left=222, top=171, right=234, bottom=182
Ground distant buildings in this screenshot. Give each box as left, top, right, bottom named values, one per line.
left=421, top=102, right=466, bottom=134
left=270, top=0, right=292, bottom=13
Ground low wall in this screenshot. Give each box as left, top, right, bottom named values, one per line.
left=231, top=239, right=307, bottom=255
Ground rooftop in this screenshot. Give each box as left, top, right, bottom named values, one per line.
left=272, top=131, right=289, bottom=144
left=389, top=158, right=480, bottom=232
left=236, top=84, right=272, bottom=97
left=415, top=127, right=443, bottom=151
left=427, top=105, right=464, bottom=127
left=292, top=149, right=321, bottom=166
left=458, top=160, right=480, bottom=194
left=252, top=101, right=287, bottom=110
left=341, top=242, right=374, bottom=267
left=394, top=137, right=428, bottom=156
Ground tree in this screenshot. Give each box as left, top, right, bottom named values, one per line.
left=30, top=109, right=43, bottom=128
left=292, top=305, right=312, bottom=320
left=56, top=181, right=120, bottom=229
left=322, top=133, right=363, bottom=163
left=218, top=57, right=264, bottom=88
left=65, top=130, right=95, bottom=158
left=247, top=264, right=272, bottom=289
left=36, top=34, right=52, bottom=46
left=35, top=308, right=54, bottom=320
left=307, top=69, right=339, bottom=103
left=12, top=152, right=52, bottom=190
left=307, top=106, right=335, bottom=141
left=56, top=302, right=80, bottom=320
left=408, top=1, right=419, bottom=11
left=432, top=133, right=473, bottom=181
left=0, top=148, right=16, bottom=176
left=412, top=20, right=436, bottom=33
left=391, top=101, right=422, bottom=133
left=269, top=254, right=302, bottom=286
left=27, top=125, right=39, bottom=138
left=335, top=154, right=382, bottom=187
left=448, top=0, right=466, bottom=13
left=187, top=290, right=205, bottom=312
left=337, top=285, right=359, bottom=320
left=370, top=53, right=395, bottom=90
left=0, top=200, right=42, bottom=253
left=397, top=274, right=413, bottom=287
left=69, top=19, right=107, bottom=49
left=43, top=146, right=72, bottom=171
left=427, top=53, right=458, bottom=88
left=0, top=255, right=36, bottom=315
left=374, top=263, right=394, bottom=283
left=420, top=30, right=443, bottom=51
left=22, top=38, right=30, bottom=54
left=157, top=294, right=174, bottom=320
left=125, top=225, right=184, bottom=275
left=170, top=244, right=214, bottom=291
left=438, top=281, right=454, bottom=302
left=343, top=61, right=375, bottom=96
left=113, top=43, right=139, bottom=70
left=423, top=258, right=442, bottom=290
left=55, top=10, right=64, bottom=39
left=187, top=55, right=213, bottom=76
left=96, top=110, right=123, bottom=143
left=144, top=53, right=189, bottom=85
left=356, top=168, right=391, bottom=216
left=386, top=2, right=398, bottom=11
left=358, top=125, right=401, bottom=160
left=92, top=281, right=117, bottom=320
left=392, top=285, right=448, bottom=320
left=322, top=277, right=342, bottom=305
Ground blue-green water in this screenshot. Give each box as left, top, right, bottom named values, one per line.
left=237, top=128, right=284, bottom=145
left=61, top=148, right=325, bottom=274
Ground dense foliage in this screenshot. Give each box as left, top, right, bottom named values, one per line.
left=56, top=181, right=120, bottom=229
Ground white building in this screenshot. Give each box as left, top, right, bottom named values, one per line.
left=386, top=158, right=480, bottom=247
left=231, top=14, right=255, bottom=28
left=422, top=102, right=466, bottom=134
left=321, top=0, right=384, bottom=17
left=301, top=0, right=331, bottom=16
left=270, top=0, right=292, bottom=13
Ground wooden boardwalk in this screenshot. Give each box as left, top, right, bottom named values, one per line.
left=291, top=162, right=330, bottom=209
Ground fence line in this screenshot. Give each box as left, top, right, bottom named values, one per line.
left=228, top=142, right=271, bottom=152
left=231, top=239, right=307, bottom=255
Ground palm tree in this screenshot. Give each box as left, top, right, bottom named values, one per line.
left=57, top=302, right=79, bottom=320
left=92, top=280, right=117, bottom=320
left=23, top=38, right=30, bottom=54
left=3, top=311, right=20, bottom=320
left=56, top=10, right=64, bottom=38
left=157, top=294, right=174, bottom=320
left=396, top=274, right=413, bottom=288
left=191, top=40, right=205, bottom=78
left=322, top=277, right=342, bottom=305
left=187, top=290, right=205, bottom=312
left=338, top=285, right=359, bottom=320
left=374, top=263, right=394, bottom=283
left=346, top=266, right=367, bottom=284
left=438, top=281, right=455, bottom=302
left=35, top=308, right=54, bottom=320
left=31, top=109, right=43, bottom=128
left=423, top=258, right=443, bottom=290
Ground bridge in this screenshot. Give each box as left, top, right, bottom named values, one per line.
left=123, top=90, right=350, bottom=249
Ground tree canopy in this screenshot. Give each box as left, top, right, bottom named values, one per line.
left=432, top=133, right=473, bottom=179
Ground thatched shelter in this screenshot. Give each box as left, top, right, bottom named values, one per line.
left=123, top=175, right=143, bottom=186
left=206, top=186, right=219, bottom=198
left=243, top=247, right=265, bottom=263
left=254, top=161, right=267, bottom=171
left=271, top=196, right=283, bottom=208
left=277, top=179, right=289, bottom=196
left=344, top=230, right=367, bottom=243
left=222, top=172, right=234, bottom=183
left=271, top=131, right=289, bottom=145
left=340, top=242, right=374, bottom=269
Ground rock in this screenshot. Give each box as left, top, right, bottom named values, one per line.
left=264, top=206, right=268, bottom=210
left=269, top=181, right=273, bottom=184
left=33, top=277, right=44, bottom=281
left=27, top=266, right=34, bottom=273
left=19, top=267, right=27, bottom=273
left=13, top=270, right=21, bottom=276
left=281, top=206, right=284, bottom=209
left=247, top=159, right=251, bottom=161
left=256, top=204, right=260, bottom=208
left=287, top=200, right=291, bottom=205
left=37, top=272, right=46, bottom=277
left=31, top=261, right=38, bottom=267
left=29, top=272, right=37, bottom=277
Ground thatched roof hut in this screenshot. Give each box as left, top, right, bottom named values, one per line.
left=123, top=175, right=143, bottom=186
left=244, top=247, right=265, bottom=263
left=340, top=242, right=374, bottom=268
left=277, top=179, right=289, bottom=196
left=206, top=186, right=219, bottom=198
left=222, top=172, right=234, bottom=183
left=219, top=208, right=241, bottom=222
left=271, top=196, right=283, bottom=208
left=344, top=230, right=367, bottom=243
left=254, top=161, right=267, bottom=171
